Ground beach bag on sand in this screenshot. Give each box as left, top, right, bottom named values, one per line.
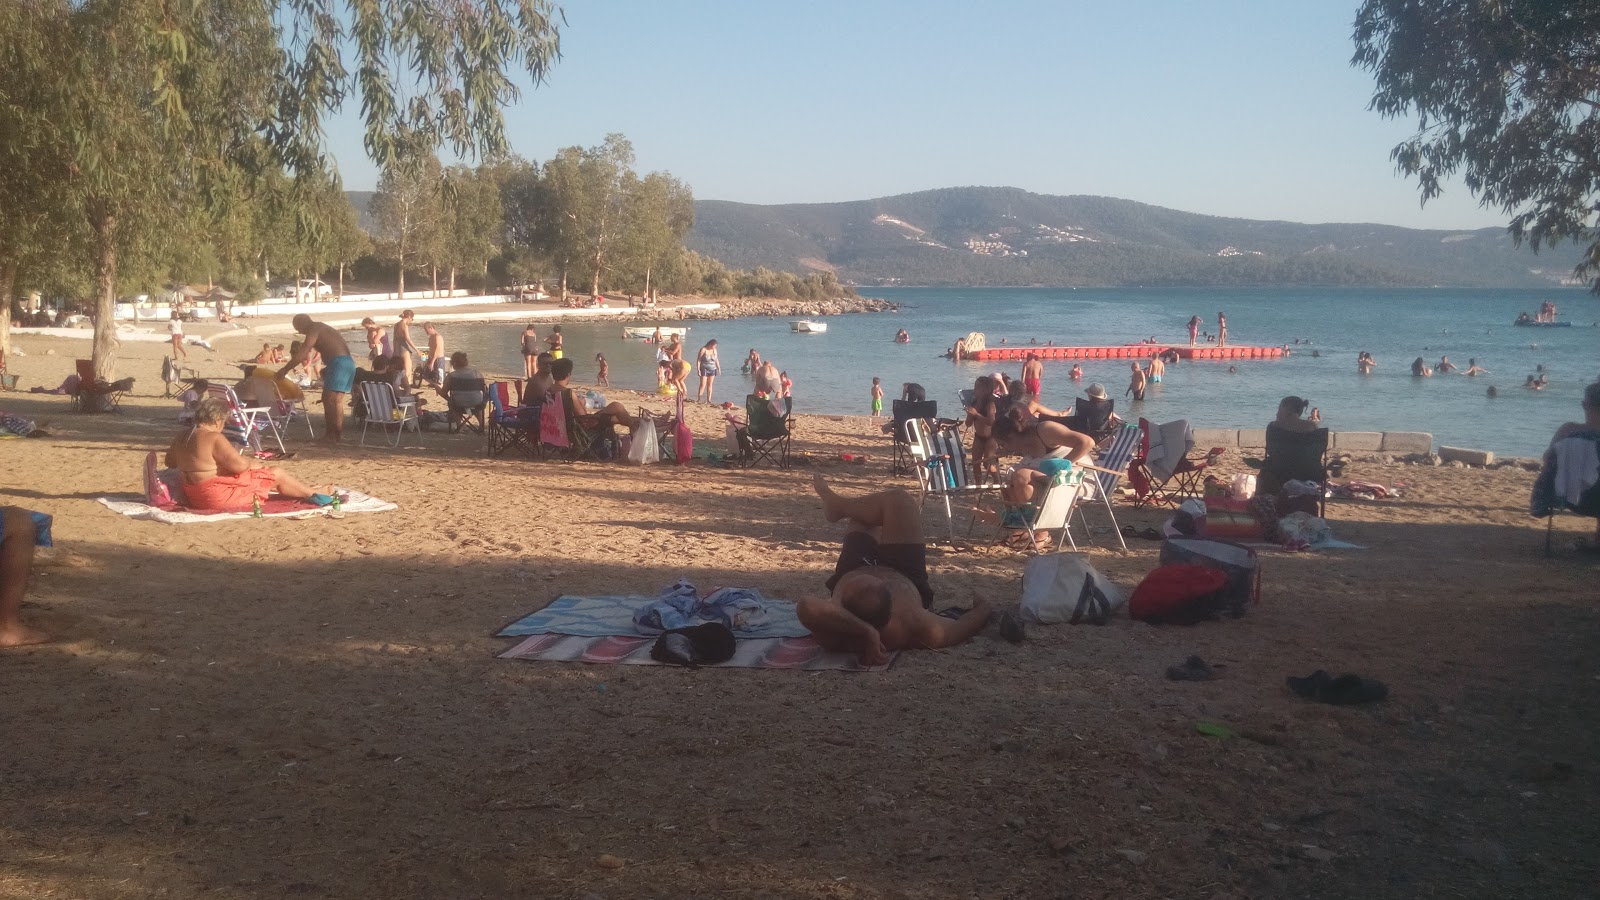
left=626, top=418, right=660, bottom=465
left=1159, top=538, right=1260, bottom=617
left=1020, top=553, right=1123, bottom=625
left=1129, top=564, right=1229, bottom=624
left=143, top=451, right=183, bottom=509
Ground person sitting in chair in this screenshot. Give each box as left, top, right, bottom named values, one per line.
left=439, top=351, right=488, bottom=432
left=550, top=357, right=638, bottom=431
left=166, top=397, right=319, bottom=511
left=989, top=408, right=1098, bottom=523
left=1255, top=396, right=1327, bottom=498
left=1533, top=382, right=1600, bottom=549
left=800, top=474, right=991, bottom=665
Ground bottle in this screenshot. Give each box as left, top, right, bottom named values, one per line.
left=330, top=495, right=342, bottom=514
left=251, top=496, right=263, bottom=518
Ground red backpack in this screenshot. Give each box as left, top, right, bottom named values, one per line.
left=1128, top=564, right=1230, bottom=624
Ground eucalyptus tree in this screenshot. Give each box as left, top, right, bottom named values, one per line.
left=441, top=164, right=506, bottom=292
left=618, top=172, right=695, bottom=298
left=370, top=153, right=444, bottom=297
left=1354, top=1, right=1600, bottom=288
left=0, top=0, right=562, bottom=381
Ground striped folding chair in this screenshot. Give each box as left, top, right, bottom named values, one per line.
left=907, top=418, right=988, bottom=540
left=1083, top=423, right=1141, bottom=551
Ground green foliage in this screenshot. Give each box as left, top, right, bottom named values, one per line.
left=369, top=153, right=445, bottom=294
left=1353, top=1, right=1600, bottom=291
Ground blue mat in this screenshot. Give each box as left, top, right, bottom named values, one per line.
left=499, top=594, right=811, bottom=639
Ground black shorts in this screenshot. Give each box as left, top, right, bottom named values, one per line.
left=825, top=531, right=935, bottom=609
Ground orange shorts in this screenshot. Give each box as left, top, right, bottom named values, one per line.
left=182, top=467, right=277, bottom=512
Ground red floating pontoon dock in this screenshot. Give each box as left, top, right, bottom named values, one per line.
left=966, top=345, right=1286, bottom=362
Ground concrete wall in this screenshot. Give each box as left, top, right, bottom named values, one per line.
left=1190, top=428, right=1434, bottom=454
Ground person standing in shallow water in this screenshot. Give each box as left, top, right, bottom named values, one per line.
left=1217, top=312, right=1228, bottom=347
left=1126, top=361, right=1147, bottom=401
left=696, top=339, right=720, bottom=404
left=521, top=324, right=540, bottom=378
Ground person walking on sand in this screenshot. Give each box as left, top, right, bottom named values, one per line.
left=1187, top=315, right=1202, bottom=347
left=277, top=314, right=355, bottom=443
left=392, top=310, right=419, bottom=389
left=546, top=325, right=564, bottom=360
left=1022, top=353, right=1043, bottom=399
left=1126, top=361, right=1147, bottom=401
left=521, top=323, right=541, bottom=378
left=168, top=311, right=188, bottom=360
left=871, top=377, right=884, bottom=416
left=696, top=339, right=721, bottom=404
left=800, top=474, right=992, bottom=665
left=596, top=353, right=610, bottom=388
left=1217, top=312, right=1228, bottom=348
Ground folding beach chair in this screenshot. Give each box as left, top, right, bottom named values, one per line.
left=1079, top=422, right=1141, bottom=551
left=357, top=381, right=422, bottom=448
left=1531, top=432, right=1600, bottom=556
left=1129, top=418, right=1221, bottom=508
left=1065, top=395, right=1118, bottom=444
left=738, top=393, right=791, bottom=468
left=907, top=417, right=990, bottom=540
left=444, top=374, right=489, bottom=435
left=553, top=389, right=607, bottom=461
left=1255, top=425, right=1328, bottom=516
left=889, top=399, right=937, bottom=476
left=1013, top=466, right=1094, bottom=553
left=205, top=382, right=286, bottom=456
left=268, top=380, right=316, bottom=440
left=485, top=381, right=539, bottom=458
left=71, top=359, right=133, bottom=413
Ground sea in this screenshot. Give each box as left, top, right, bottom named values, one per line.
left=379, top=287, right=1598, bottom=458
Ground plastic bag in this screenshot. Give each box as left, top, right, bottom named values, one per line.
left=626, top=418, right=660, bottom=465
left=1230, top=473, right=1257, bottom=500
left=1020, top=553, right=1124, bottom=625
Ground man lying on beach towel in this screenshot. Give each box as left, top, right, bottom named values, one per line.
left=803, top=475, right=991, bottom=664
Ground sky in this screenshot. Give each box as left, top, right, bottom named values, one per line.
left=325, top=0, right=1508, bottom=231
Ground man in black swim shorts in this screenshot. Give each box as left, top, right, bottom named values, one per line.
left=799, top=474, right=991, bottom=664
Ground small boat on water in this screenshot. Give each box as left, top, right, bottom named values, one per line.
left=622, top=325, right=688, bottom=340
left=790, top=320, right=828, bottom=333
left=1513, top=318, right=1571, bottom=328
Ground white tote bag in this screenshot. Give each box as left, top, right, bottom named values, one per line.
left=1020, top=553, right=1124, bottom=625
left=625, top=417, right=660, bottom=465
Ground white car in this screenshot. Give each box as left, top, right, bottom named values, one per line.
left=279, top=280, right=334, bottom=302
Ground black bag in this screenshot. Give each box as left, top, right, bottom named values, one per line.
left=649, top=622, right=736, bottom=667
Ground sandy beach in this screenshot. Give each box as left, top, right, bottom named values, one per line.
left=1, top=330, right=1596, bottom=899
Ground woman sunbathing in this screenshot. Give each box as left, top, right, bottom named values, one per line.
left=166, top=397, right=317, bottom=511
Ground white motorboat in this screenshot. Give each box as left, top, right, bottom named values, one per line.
left=790, top=320, right=828, bottom=333
left=622, top=325, right=689, bottom=340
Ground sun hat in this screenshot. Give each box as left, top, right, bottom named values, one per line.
left=1086, top=383, right=1108, bottom=400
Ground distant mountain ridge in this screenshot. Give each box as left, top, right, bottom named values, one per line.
left=684, top=186, right=1583, bottom=289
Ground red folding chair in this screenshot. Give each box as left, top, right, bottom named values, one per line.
left=1128, top=418, right=1225, bottom=508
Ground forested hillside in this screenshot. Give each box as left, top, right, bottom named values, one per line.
left=686, top=186, right=1584, bottom=288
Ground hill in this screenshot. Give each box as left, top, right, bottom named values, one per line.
left=685, top=186, right=1585, bottom=288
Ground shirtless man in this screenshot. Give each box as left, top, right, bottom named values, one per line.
left=167, top=397, right=318, bottom=510
left=1021, top=353, right=1044, bottom=399
left=422, top=323, right=446, bottom=386
left=801, top=474, right=991, bottom=664
left=1, top=506, right=50, bottom=647
left=1146, top=353, right=1165, bottom=384
left=277, top=314, right=355, bottom=442
left=392, top=310, right=419, bottom=388
left=1126, top=361, right=1148, bottom=401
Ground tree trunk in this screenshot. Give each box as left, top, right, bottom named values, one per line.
left=397, top=258, right=405, bottom=300
left=338, top=262, right=345, bottom=299
left=91, top=211, right=119, bottom=385
left=0, top=258, right=16, bottom=357
left=643, top=265, right=652, bottom=300
left=559, top=267, right=567, bottom=303
left=431, top=264, right=438, bottom=298
left=590, top=252, right=602, bottom=298
left=448, top=266, right=456, bottom=294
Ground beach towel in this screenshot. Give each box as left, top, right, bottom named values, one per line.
left=497, top=633, right=890, bottom=671
left=96, top=488, right=395, bottom=524
left=500, top=593, right=809, bottom=639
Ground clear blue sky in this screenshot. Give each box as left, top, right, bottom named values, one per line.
left=327, top=0, right=1507, bottom=230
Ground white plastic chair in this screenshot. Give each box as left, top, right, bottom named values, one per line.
left=1021, top=467, right=1093, bottom=553
left=358, top=381, right=422, bottom=448
left=204, top=383, right=285, bottom=456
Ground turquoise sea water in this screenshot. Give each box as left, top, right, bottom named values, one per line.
left=379, top=287, right=1598, bottom=457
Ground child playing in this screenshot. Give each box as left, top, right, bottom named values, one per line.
left=596, top=353, right=609, bottom=387
left=871, top=377, right=883, bottom=416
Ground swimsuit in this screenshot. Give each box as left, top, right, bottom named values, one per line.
left=872, top=397, right=882, bottom=414
left=322, top=354, right=356, bottom=393
left=1024, top=377, right=1041, bottom=396
left=182, top=467, right=277, bottom=512
left=1150, top=374, right=1162, bottom=383
left=700, top=357, right=720, bottom=377
left=826, top=531, right=935, bottom=609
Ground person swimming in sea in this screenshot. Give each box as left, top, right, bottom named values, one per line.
left=1069, top=363, right=1083, bottom=381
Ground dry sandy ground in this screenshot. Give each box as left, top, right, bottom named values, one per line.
left=1, top=334, right=1597, bottom=899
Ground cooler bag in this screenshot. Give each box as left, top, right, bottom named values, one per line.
left=1159, top=537, right=1260, bottom=617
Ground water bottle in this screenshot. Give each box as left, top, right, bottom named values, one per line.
left=330, top=495, right=342, bottom=514
left=251, top=496, right=263, bottom=518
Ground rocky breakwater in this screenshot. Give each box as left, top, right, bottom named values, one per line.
left=669, top=296, right=897, bottom=321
